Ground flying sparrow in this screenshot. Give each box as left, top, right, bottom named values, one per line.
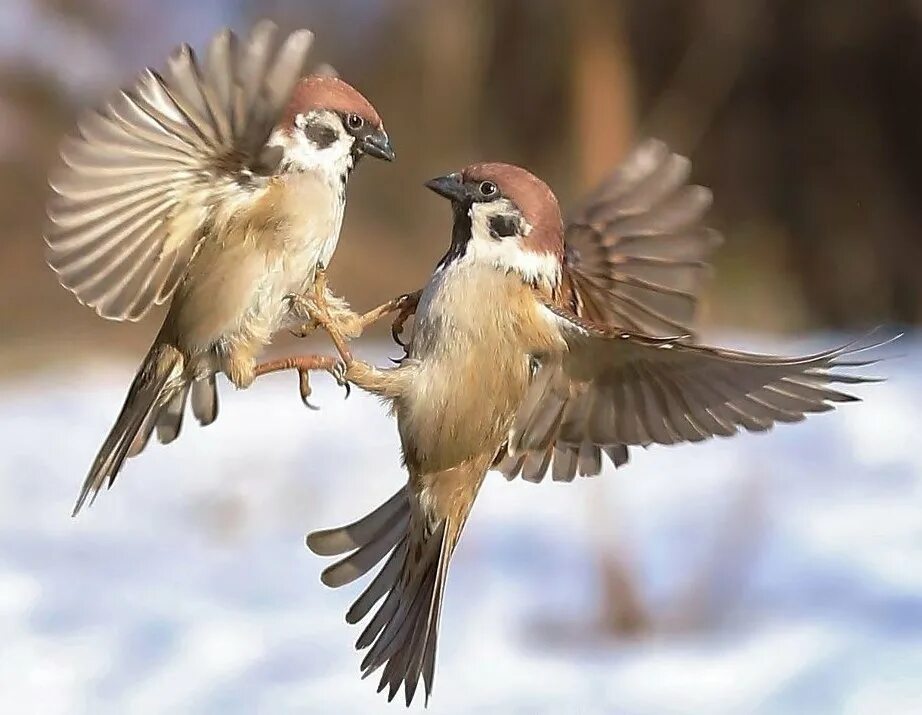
left=45, top=21, right=397, bottom=515
left=300, top=148, right=891, bottom=705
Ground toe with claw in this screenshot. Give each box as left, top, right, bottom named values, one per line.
left=284, top=288, right=334, bottom=340
left=328, top=359, right=351, bottom=399
left=390, top=290, right=421, bottom=349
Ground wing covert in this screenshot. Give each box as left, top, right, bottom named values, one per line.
left=500, top=303, right=892, bottom=483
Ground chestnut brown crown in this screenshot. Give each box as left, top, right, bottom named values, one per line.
left=280, top=75, right=383, bottom=130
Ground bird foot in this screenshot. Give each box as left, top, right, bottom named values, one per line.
left=253, top=353, right=349, bottom=408
left=390, top=290, right=421, bottom=349
left=284, top=268, right=354, bottom=364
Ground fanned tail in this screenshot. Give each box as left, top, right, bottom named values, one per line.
left=307, top=484, right=469, bottom=706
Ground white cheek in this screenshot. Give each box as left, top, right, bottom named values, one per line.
left=466, top=203, right=559, bottom=286
left=268, top=125, right=354, bottom=179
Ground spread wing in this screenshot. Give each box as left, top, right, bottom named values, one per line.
left=498, top=302, right=892, bottom=483
left=498, top=138, right=721, bottom=481
left=45, top=20, right=315, bottom=321
left=560, top=138, right=721, bottom=336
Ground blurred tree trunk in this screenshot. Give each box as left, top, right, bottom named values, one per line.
left=569, top=0, right=637, bottom=185
left=569, top=0, right=650, bottom=638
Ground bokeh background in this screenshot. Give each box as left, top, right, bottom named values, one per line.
left=1, top=2, right=920, bottom=713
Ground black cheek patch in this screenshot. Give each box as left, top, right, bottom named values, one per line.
left=303, top=121, right=338, bottom=149
left=488, top=214, right=520, bottom=239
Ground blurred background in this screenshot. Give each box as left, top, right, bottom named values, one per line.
left=1, top=1, right=920, bottom=713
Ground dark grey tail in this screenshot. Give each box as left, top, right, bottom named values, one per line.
left=72, top=343, right=184, bottom=516
left=126, top=372, right=219, bottom=457
left=307, top=487, right=452, bottom=707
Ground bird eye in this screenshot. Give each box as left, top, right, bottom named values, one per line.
left=346, top=113, right=364, bottom=130
left=479, top=181, right=498, bottom=198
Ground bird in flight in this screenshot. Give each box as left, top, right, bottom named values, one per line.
left=297, top=143, right=892, bottom=705
left=45, top=21, right=402, bottom=515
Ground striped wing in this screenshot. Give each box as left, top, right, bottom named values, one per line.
left=560, top=138, right=721, bottom=336
left=45, top=20, right=315, bottom=320
left=499, top=304, right=891, bottom=483
left=500, top=138, right=721, bottom=481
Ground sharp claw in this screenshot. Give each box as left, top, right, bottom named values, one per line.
left=298, top=370, right=321, bottom=410
left=391, top=323, right=405, bottom=348
left=326, top=360, right=350, bottom=398
left=390, top=291, right=420, bottom=349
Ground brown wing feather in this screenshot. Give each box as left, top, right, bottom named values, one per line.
left=560, top=138, right=721, bottom=336
left=45, top=20, right=315, bottom=321
left=504, top=304, right=893, bottom=482
left=503, top=139, right=720, bottom=482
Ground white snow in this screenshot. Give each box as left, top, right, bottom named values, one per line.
left=0, top=336, right=919, bottom=714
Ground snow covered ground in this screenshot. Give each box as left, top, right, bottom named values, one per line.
left=0, top=336, right=919, bottom=714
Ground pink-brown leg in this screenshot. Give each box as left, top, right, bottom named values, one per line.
left=253, top=353, right=347, bottom=408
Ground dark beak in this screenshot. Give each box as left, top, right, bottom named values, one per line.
left=425, top=172, right=467, bottom=202
left=360, top=130, right=395, bottom=161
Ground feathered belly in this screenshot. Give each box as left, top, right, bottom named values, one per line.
left=392, top=262, right=554, bottom=474
left=172, top=233, right=329, bottom=356
left=397, top=349, right=531, bottom=474
left=231, top=238, right=330, bottom=349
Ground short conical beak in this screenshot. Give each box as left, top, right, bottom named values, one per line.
left=425, top=172, right=467, bottom=202
left=361, top=130, right=395, bottom=161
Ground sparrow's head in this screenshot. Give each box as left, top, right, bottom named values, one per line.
left=426, top=163, right=563, bottom=288
left=272, top=75, right=393, bottom=178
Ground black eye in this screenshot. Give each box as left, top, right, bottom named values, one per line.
left=346, top=113, right=364, bottom=130
left=479, top=180, right=498, bottom=198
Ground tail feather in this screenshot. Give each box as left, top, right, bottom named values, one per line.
left=307, top=485, right=467, bottom=706
left=127, top=409, right=158, bottom=458
left=156, top=383, right=189, bottom=444
left=127, top=373, right=220, bottom=458
left=191, top=373, right=219, bottom=426
left=72, top=344, right=182, bottom=516
left=308, top=487, right=410, bottom=556
left=320, top=508, right=411, bottom=587
left=346, top=539, right=406, bottom=624
left=356, top=571, right=401, bottom=648
left=359, top=523, right=444, bottom=673
left=373, top=526, right=449, bottom=706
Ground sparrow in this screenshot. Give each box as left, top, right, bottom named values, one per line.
left=44, top=21, right=397, bottom=515
left=300, top=145, right=891, bottom=705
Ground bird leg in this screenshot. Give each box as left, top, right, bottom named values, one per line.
left=290, top=269, right=354, bottom=364
left=289, top=288, right=422, bottom=348
left=253, top=353, right=348, bottom=408
left=275, top=272, right=420, bottom=403
left=355, top=290, right=421, bottom=340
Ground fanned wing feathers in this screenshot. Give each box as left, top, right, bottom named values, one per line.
left=501, top=138, right=721, bottom=482
left=561, top=138, right=722, bottom=336
left=45, top=21, right=315, bottom=321
left=504, top=305, right=893, bottom=483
